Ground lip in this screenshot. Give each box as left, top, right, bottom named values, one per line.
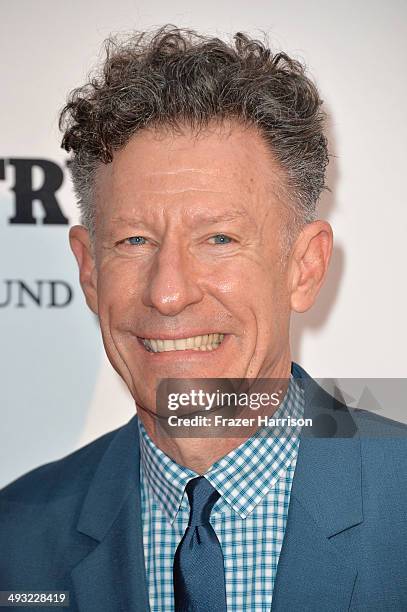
left=136, top=333, right=231, bottom=357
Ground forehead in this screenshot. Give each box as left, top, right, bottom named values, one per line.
left=94, top=121, right=286, bottom=222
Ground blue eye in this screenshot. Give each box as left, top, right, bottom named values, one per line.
left=126, top=236, right=147, bottom=245
left=211, top=234, right=232, bottom=244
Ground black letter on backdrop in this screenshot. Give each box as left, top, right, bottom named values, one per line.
left=7, top=158, right=68, bottom=224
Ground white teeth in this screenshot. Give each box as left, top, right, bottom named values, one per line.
left=194, top=336, right=202, bottom=348
left=186, top=337, right=195, bottom=349
left=150, top=339, right=158, bottom=353
left=142, top=333, right=225, bottom=353
left=175, top=338, right=187, bottom=350
left=164, top=339, right=175, bottom=351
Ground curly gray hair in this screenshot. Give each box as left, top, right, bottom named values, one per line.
left=59, top=25, right=329, bottom=246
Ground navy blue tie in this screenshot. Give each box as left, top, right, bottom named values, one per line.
left=173, top=476, right=227, bottom=612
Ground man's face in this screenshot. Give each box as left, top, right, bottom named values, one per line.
left=88, top=122, right=294, bottom=412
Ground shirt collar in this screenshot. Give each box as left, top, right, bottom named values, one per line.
left=138, top=374, right=304, bottom=523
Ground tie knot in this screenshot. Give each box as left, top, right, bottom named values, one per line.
left=185, top=476, right=220, bottom=526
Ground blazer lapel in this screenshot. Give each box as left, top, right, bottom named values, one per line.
left=69, top=366, right=363, bottom=611
left=272, top=365, right=363, bottom=611
left=70, top=416, right=150, bottom=612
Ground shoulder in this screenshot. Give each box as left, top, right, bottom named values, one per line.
left=352, top=406, right=407, bottom=436
left=0, top=421, right=127, bottom=515
left=0, top=417, right=140, bottom=585
left=352, top=408, right=407, bottom=475
left=293, top=362, right=407, bottom=443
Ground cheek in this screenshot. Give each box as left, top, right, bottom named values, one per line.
left=96, top=262, right=141, bottom=320
left=225, top=263, right=289, bottom=331
left=207, top=262, right=281, bottom=329
left=211, top=259, right=278, bottom=303
left=204, top=256, right=268, bottom=293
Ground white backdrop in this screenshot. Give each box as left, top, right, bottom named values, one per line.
left=1, top=0, right=406, bottom=488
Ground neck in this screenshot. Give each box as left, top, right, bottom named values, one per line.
left=138, top=356, right=292, bottom=474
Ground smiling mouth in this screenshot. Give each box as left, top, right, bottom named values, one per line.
left=140, top=333, right=225, bottom=353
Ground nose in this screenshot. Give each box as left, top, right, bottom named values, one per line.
left=142, top=240, right=204, bottom=316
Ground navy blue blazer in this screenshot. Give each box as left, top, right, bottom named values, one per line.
left=1, top=363, right=407, bottom=611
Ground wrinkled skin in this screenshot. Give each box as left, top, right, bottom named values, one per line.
left=70, top=121, right=332, bottom=470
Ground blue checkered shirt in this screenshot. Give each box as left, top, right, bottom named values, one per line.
left=138, top=376, right=304, bottom=611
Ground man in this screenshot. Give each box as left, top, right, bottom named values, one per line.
left=1, top=26, right=406, bottom=612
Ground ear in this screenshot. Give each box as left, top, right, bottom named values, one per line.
left=69, top=225, right=98, bottom=315
left=289, top=220, right=333, bottom=313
